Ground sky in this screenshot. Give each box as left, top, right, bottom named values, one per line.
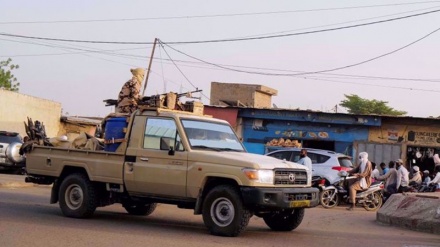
left=1, top=0, right=440, bottom=118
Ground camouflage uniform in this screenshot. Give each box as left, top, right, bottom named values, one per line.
left=116, top=68, right=144, bottom=114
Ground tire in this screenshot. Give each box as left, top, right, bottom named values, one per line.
left=202, top=185, right=251, bottom=237
left=320, top=189, right=339, bottom=209
left=58, top=173, right=97, bottom=218
left=263, top=208, right=305, bottom=231
left=123, top=202, right=157, bottom=216
left=363, top=192, right=383, bottom=211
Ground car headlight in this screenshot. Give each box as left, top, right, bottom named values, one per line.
left=242, top=169, right=274, bottom=184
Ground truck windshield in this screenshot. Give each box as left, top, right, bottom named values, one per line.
left=181, top=119, right=245, bottom=152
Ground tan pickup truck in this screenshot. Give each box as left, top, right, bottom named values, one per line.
left=23, top=107, right=319, bottom=237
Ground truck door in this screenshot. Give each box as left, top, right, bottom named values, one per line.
left=125, top=117, right=188, bottom=197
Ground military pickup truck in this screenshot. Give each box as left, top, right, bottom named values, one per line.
left=23, top=107, right=319, bottom=237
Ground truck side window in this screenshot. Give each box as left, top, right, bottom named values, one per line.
left=143, top=118, right=183, bottom=151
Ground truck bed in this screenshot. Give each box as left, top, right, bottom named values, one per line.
left=26, top=146, right=125, bottom=184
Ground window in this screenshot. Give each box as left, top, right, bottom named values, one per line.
left=268, top=151, right=292, bottom=161
left=338, top=157, right=353, bottom=168
left=143, top=118, right=183, bottom=151
left=181, top=119, right=244, bottom=152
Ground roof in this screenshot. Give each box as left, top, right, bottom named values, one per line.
left=60, top=116, right=102, bottom=126
left=204, top=105, right=440, bottom=123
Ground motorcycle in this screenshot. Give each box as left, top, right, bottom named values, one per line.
left=320, top=170, right=384, bottom=211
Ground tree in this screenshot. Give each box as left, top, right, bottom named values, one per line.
left=0, top=58, right=20, bottom=92
left=339, top=94, right=407, bottom=116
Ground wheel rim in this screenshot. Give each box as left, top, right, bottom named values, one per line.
left=365, top=192, right=381, bottom=209
left=322, top=190, right=337, bottom=207
left=210, top=197, right=235, bottom=227
left=65, top=184, right=83, bottom=210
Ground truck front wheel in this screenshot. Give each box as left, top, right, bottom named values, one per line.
left=123, top=202, right=157, bottom=216
left=59, top=173, right=97, bottom=218
left=202, top=185, right=251, bottom=237
left=263, top=208, right=305, bottom=231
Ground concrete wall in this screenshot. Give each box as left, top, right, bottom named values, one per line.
left=210, top=82, right=277, bottom=108
left=0, top=89, right=61, bottom=137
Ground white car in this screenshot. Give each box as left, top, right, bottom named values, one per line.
left=265, top=148, right=353, bottom=185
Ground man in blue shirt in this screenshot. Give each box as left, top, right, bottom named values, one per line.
left=298, top=149, right=312, bottom=172
left=380, top=162, right=389, bottom=175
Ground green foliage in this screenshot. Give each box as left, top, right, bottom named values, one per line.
left=339, top=94, right=407, bottom=116
left=0, top=58, right=20, bottom=92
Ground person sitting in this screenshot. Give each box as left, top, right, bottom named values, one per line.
left=423, top=170, right=431, bottom=184
left=376, top=161, right=398, bottom=199
left=428, top=166, right=440, bottom=190
left=409, top=165, right=422, bottom=185
left=371, top=162, right=380, bottom=182
left=380, top=162, right=389, bottom=175
left=346, top=152, right=372, bottom=211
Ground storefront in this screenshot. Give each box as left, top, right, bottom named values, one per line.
left=368, top=117, right=440, bottom=173
left=237, top=108, right=379, bottom=156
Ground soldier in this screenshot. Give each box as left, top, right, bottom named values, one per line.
left=116, top=68, right=145, bottom=114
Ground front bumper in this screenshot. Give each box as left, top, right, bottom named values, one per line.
left=241, top=186, right=320, bottom=209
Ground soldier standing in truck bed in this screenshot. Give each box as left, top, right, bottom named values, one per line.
left=116, top=68, right=145, bottom=114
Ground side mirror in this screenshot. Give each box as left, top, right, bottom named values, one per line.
left=168, top=147, right=175, bottom=156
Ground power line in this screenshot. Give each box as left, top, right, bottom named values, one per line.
left=1, top=1, right=439, bottom=25
left=158, top=40, right=210, bottom=100
left=306, top=77, right=440, bottom=93
left=160, top=25, right=440, bottom=77
left=3, top=36, right=440, bottom=84
left=1, top=8, right=439, bottom=45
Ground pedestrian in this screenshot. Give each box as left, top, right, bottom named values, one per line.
left=376, top=161, right=398, bottom=199
left=116, top=68, right=145, bottom=114
left=380, top=162, right=389, bottom=175
left=409, top=165, right=422, bottom=185
left=423, top=170, right=431, bottom=184
left=346, top=152, right=372, bottom=211
left=371, top=162, right=380, bottom=181
left=396, top=159, right=410, bottom=193
left=297, top=149, right=312, bottom=172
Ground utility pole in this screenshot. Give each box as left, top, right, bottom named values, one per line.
left=142, top=38, right=158, bottom=96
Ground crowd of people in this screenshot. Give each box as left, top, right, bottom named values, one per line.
left=371, top=159, right=440, bottom=198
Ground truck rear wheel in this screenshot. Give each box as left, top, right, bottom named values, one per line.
left=59, top=173, right=97, bottom=218
left=263, top=208, right=305, bottom=231
left=202, top=185, right=251, bottom=237
left=123, top=202, right=157, bottom=216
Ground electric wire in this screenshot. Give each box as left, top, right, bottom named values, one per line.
left=1, top=1, right=439, bottom=25
left=158, top=40, right=210, bottom=100
left=3, top=35, right=440, bottom=85
left=306, top=77, right=440, bottom=93
left=0, top=8, right=439, bottom=44
left=159, top=25, right=440, bottom=76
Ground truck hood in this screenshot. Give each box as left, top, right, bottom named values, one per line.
left=189, top=151, right=308, bottom=171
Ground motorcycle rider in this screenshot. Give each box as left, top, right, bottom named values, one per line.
left=376, top=161, right=398, bottom=199
left=346, top=152, right=372, bottom=211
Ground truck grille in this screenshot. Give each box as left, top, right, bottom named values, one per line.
left=274, top=169, right=308, bottom=185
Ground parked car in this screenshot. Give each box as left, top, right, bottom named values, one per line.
left=265, top=148, right=353, bottom=185
left=0, top=131, right=25, bottom=173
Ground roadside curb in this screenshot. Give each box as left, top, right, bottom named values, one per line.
left=377, top=192, right=440, bottom=234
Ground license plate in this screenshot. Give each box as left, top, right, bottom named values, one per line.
left=290, top=200, right=310, bottom=208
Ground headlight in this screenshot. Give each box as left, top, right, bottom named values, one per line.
left=243, top=169, right=274, bottom=184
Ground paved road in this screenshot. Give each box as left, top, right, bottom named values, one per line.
left=0, top=175, right=439, bottom=247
